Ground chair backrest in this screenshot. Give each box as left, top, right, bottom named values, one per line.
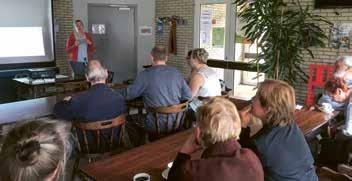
left=56, top=81, right=89, bottom=94
left=198, top=91, right=230, bottom=101
left=107, top=71, right=114, bottom=83
left=317, top=167, right=352, bottom=181
left=306, top=64, right=335, bottom=106
left=73, top=114, right=126, bottom=154
left=146, top=101, right=189, bottom=138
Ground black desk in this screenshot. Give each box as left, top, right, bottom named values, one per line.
left=13, top=75, right=86, bottom=100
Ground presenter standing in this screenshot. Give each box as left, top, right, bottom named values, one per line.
left=65, top=19, right=95, bottom=77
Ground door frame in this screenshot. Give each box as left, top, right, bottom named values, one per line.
left=193, top=0, right=236, bottom=89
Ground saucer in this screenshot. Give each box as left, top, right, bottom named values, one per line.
left=162, top=168, right=170, bottom=179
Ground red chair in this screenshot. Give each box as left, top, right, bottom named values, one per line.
left=306, top=64, right=335, bottom=106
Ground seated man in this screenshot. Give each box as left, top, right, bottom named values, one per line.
left=54, top=60, right=125, bottom=121
left=168, top=97, right=264, bottom=181
left=126, top=46, right=192, bottom=137
left=319, top=56, right=352, bottom=110
left=54, top=60, right=126, bottom=150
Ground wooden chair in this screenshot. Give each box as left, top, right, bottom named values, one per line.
left=71, top=114, right=126, bottom=180
left=198, top=91, right=231, bottom=101
left=317, top=166, right=352, bottom=181
left=56, top=81, right=89, bottom=95
left=306, top=64, right=335, bottom=106
left=146, top=101, right=189, bottom=139
left=107, top=71, right=114, bottom=83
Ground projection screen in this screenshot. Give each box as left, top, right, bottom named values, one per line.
left=0, top=0, right=54, bottom=66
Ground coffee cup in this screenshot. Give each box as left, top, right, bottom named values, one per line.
left=133, top=173, right=150, bottom=181
left=167, top=162, right=173, bottom=169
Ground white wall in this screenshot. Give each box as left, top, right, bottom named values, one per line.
left=72, top=0, right=155, bottom=72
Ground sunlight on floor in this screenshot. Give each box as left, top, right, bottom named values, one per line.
left=232, top=84, right=257, bottom=100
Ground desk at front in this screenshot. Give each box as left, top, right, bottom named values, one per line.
left=13, top=75, right=87, bottom=100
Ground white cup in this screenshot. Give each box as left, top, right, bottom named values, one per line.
left=133, top=173, right=150, bottom=181
left=167, top=162, right=173, bottom=169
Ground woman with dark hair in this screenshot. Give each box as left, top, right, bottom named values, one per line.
left=0, top=119, right=71, bottom=181
left=240, top=79, right=318, bottom=181
left=66, top=19, right=95, bottom=77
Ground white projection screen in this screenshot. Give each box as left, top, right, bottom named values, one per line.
left=0, top=0, right=54, bottom=66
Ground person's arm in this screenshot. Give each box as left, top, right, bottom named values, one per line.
left=189, top=73, right=204, bottom=98
left=85, top=32, right=96, bottom=53
left=65, top=33, right=78, bottom=53
left=53, top=97, right=76, bottom=120
left=168, top=133, right=201, bottom=181
left=126, top=73, right=147, bottom=100
left=168, top=153, right=193, bottom=181
left=181, top=78, right=192, bottom=101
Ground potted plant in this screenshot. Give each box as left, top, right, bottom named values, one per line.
left=235, top=0, right=332, bottom=85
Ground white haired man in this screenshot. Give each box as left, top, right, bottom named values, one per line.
left=54, top=60, right=125, bottom=122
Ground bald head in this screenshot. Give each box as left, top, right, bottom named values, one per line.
left=85, top=60, right=108, bottom=84
left=89, top=60, right=101, bottom=68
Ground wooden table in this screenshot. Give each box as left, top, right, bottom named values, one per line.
left=80, top=106, right=338, bottom=181
left=80, top=130, right=192, bottom=181
left=295, top=108, right=339, bottom=136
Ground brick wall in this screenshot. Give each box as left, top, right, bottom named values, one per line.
left=53, top=0, right=73, bottom=76
left=286, top=0, right=352, bottom=104
left=155, top=0, right=194, bottom=76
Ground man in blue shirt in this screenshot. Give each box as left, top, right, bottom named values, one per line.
left=54, top=60, right=126, bottom=151
left=54, top=60, right=125, bottom=121
left=126, top=46, right=192, bottom=141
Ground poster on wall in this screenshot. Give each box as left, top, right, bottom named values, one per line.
left=139, top=26, right=153, bottom=36
left=200, top=8, right=212, bottom=44
left=212, top=27, right=224, bottom=47
left=330, top=23, right=352, bottom=49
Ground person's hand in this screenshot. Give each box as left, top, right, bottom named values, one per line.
left=86, top=38, right=92, bottom=45
left=63, top=96, right=72, bottom=101
left=74, top=40, right=79, bottom=46
left=239, top=105, right=252, bottom=128
left=180, top=133, right=201, bottom=155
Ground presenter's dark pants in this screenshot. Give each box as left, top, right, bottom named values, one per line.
left=69, top=61, right=87, bottom=77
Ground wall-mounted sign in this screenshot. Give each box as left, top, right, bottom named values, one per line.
left=330, top=23, right=352, bottom=49
left=200, top=8, right=212, bottom=44
left=139, top=26, right=153, bottom=36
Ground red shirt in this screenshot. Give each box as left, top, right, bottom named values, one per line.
left=65, top=32, right=96, bottom=62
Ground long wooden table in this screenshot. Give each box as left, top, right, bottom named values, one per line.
left=80, top=107, right=338, bottom=181
left=80, top=130, right=192, bottom=181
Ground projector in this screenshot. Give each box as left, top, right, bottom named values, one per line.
left=28, top=67, right=57, bottom=79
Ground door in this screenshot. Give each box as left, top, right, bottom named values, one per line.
left=194, top=0, right=235, bottom=89
left=88, top=5, right=136, bottom=83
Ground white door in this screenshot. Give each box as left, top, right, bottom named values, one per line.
left=194, top=0, right=236, bottom=89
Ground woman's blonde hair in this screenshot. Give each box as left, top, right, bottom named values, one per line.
left=196, top=97, right=241, bottom=147
left=187, top=48, right=209, bottom=64
left=0, top=119, right=71, bottom=181
left=256, top=79, right=295, bottom=126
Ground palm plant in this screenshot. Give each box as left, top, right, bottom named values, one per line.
left=235, top=0, right=332, bottom=85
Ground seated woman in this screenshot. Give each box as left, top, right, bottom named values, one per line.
left=186, top=48, right=222, bottom=111
left=168, top=97, right=264, bottom=181
left=324, top=77, right=352, bottom=136
left=240, top=79, right=318, bottom=181
left=0, top=119, right=71, bottom=181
